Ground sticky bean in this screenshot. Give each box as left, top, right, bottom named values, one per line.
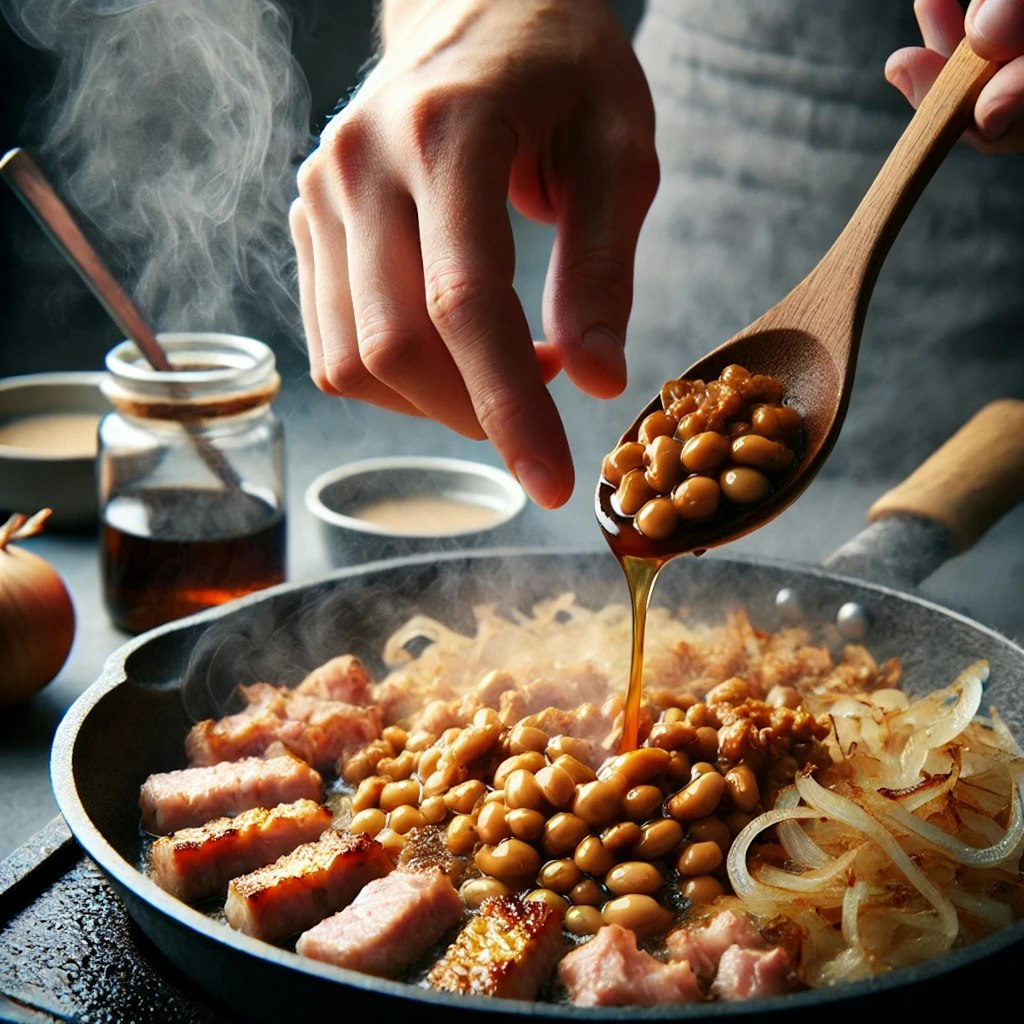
left=351, top=775, right=387, bottom=813
left=622, top=784, right=664, bottom=822
left=504, top=768, right=546, bottom=812
left=638, top=409, right=679, bottom=444
left=461, top=877, right=511, bottom=909
left=605, top=746, right=671, bottom=786
left=570, top=879, right=605, bottom=906
left=644, top=435, right=684, bottom=493
left=724, top=764, right=761, bottom=812
left=573, top=778, right=625, bottom=828
left=681, top=431, right=730, bottom=473
left=687, top=815, right=732, bottom=853
left=535, top=763, right=576, bottom=809
left=604, top=861, right=663, bottom=897
left=564, top=905, right=604, bottom=936
left=475, top=799, right=511, bottom=845
left=542, top=812, right=590, bottom=857
left=601, top=895, right=674, bottom=937
left=492, top=751, right=547, bottom=789
left=647, top=720, right=698, bottom=751
left=446, top=814, right=479, bottom=856
left=450, top=721, right=502, bottom=767
left=538, top=858, right=584, bottom=894
left=387, top=804, right=426, bottom=835
left=348, top=807, right=386, bottom=838
left=602, top=440, right=646, bottom=486
left=720, top=466, right=771, bottom=504
left=632, top=818, right=684, bottom=860
left=730, top=433, right=784, bottom=467
left=444, top=778, right=487, bottom=815
left=671, top=475, right=721, bottom=521
left=601, top=821, right=643, bottom=852
left=381, top=724, right=408, bottom=750
left=507, top=807, right=546, bottom=842
left=666, top=770, right=726, bottom=822
left=635, top=497, right=679, bottom=540
left=475, top=839, right=541, bottom=887
left=379, top=779, right=422, bottom=812
left=616, top=468, right=657, bottom=516
left=574, top=835, right=615, bottom=877
left=508, top=722, right=549, bottom=755
left=525, top=888, right=568, bottom=917
left=680, top=875, right=726, bottom=904
left=551, top=752, right=597, bottom=784
left=675, top=840, right=723, bottom=876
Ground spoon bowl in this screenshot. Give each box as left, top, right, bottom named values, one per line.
left=597, top=37, right=997, bottom=561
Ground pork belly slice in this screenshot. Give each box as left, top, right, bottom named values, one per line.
left=139, top=753, right=323, bottom=835
left=426, top=895, right=564, bottom=1001
left=149, top=798, right=333, bottom=904
left=557, top=924, right=703, bottom=1007
left=296, top=867, right=463, bottom=978
left=710, top=945, right=796, bottom=1001
left=224, top=828, right=393, bottom=943
left=665, top=909, right=767, bottom=979
left=294, top=654, right=374, bottom=705
left=185, top=693, right=382, bottom=773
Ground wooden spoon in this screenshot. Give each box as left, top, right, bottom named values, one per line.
left=596, top=38, right=998, bottom=563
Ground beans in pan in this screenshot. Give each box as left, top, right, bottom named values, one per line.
left=600, top=363, right=804, bottom=539
left=337, top=684, right=831, bottom=942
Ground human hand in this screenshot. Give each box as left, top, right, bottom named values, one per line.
left=885, top=0, right=1024, bottom=152
left=290, top=0, right=659, bottom=509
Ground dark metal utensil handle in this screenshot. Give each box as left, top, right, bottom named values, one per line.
left=0, top=146, right=171, bottom=372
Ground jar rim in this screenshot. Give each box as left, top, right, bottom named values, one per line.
left=105, top=332, right=276, bottom=393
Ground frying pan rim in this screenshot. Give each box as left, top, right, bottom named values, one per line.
left=50, top=544, right=1024, bottom=1019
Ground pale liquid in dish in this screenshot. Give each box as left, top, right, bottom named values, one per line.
left=0, top=413, right=102, bottom=457
left=351, top=495, right=503, bottom=535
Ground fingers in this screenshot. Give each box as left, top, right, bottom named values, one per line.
left=966, top=0, right=1024, bottom=61
left=541, top=106, right=659, bottom=403
left=914, top=0, right=968, bottom=55
left=975, top=55, right=1024, bottom=143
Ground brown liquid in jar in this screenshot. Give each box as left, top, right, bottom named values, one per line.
left=102, top=487, right=285, bottom=634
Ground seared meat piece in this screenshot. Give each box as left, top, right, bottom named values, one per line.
left=426, top=895, right=564, bottom=1000
left=711, top=945, right=796, bottom=1001
left=296, top=867, right=463, bottom=978
left=665, top=909, right=766, bottom=979
left=557, top=924, right=703, bottom=1007
left=186, top=692, right=382, bottom=773
left=139, top=753, right=323, bottom=835
left=224, top=828, right=393, bottom=942
left=294, top=654, right=374, bottom=705
left=149, top=798, right=333, bottom=904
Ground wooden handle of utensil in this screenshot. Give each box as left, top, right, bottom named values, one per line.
left=868, top=399, right=1024, bottom=553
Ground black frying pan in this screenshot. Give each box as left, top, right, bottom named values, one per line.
left=51, top=405, right=1024, bottom=1022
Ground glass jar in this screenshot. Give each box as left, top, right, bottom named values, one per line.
left=98, top=332, right=286, bottom=634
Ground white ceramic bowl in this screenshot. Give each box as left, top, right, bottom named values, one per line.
left=305, top=455, right=528, bottom=564
left=0, top=371, right=111, bottom=531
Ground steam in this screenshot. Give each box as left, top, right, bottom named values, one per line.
left=1, top=0, right=312, bottom=342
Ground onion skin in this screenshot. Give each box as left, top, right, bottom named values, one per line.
left=0, top=514, right=76, bottom=707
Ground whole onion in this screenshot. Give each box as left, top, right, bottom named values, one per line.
left=0, top=509, right=76, bottom=707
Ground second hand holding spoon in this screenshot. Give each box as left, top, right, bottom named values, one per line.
left=597, top=37, right=998, bottom=563
left=598, top=38, right=997, bottom=754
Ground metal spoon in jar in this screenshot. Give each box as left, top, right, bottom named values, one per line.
left=596, top=38, right=998, bottom=565
left=597, top=38, right=998, bottom=754
left=0, top=146, right=243, bottom=491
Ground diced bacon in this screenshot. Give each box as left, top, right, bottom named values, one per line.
left=296, top=867, right=463, bottom=978
left=224, top=829, right=393, bottom=942
left=711, top=945, right=796, bottom=1001
left=148, top=799, right=333, bottom=904
left=185, top=693, right=382, bottom=773
left=139, top=754, right=323, bottom=835
left=295, top=654, right=373, bottom=705
left=665, top=909, right=767, bottom=978
left=427, top=895, right=564, bottom=1001
left=557, top=925, right=703, bottom=1007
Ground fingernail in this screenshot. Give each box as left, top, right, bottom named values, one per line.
left=582, top=325, right=626, bottom=382
left=513, top=456, right=564, bottom=509
left=973, top=0, right=1024, bottom=48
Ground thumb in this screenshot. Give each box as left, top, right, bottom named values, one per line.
left=966, top=0, right=1024, bottom=61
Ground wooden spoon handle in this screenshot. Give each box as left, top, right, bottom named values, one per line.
left=869, top=399, right=1024, bottom=553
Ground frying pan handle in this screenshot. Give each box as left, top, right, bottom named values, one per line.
left=823, top=399, right=1024, bottom=588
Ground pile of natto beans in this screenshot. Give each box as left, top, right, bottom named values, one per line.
left=602, top=363, right=804, bottom=540
left=340, top=676, right=829, bottom=940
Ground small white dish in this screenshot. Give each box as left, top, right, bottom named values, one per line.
left=0, top=371, right=111, bottom=531
left=305, top=455, right=528, bottom=563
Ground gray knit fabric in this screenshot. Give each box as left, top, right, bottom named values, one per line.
left=625, top=1, right=1022, bottom=483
